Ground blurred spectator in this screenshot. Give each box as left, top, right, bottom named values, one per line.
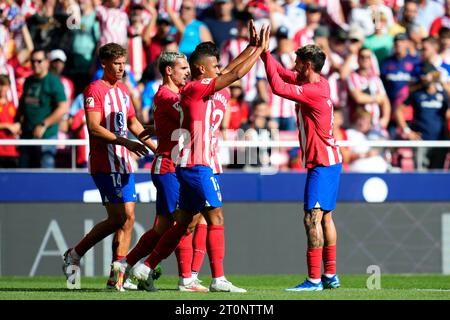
left=366, top=0, right=395, bottom=30
left=293, top=3, right=324, bottom=48
left=429, top=0, right=450, bottom=37
left=222, top=80, right=249, bottom=131
left=390, top=0, right=427, bottom=52
left=141, top=63, right=162, bottom=125
left=15, top=48, right=68, bottom=168
left=66, top=0, right=100, bottom=95
left=140, top=35, right=178, bottom=124
left=221, top=10, right=265, bottom=104
left=396, top=62, right=450, bottom=169
left=416, top=0, right=445, bottom=32
left=347, top=47, right=391, bottom=135
left=49, top=49, right=74, bottom=165
left=281, top=0, right=306, bottom=37
left=66, top=91, right=88, bottom=167
left=439, top=27, right=450, bottom=65
left=326, top=28, right=349, bottom=108
left=340, top=25, right=380, bottom=80
left=146, top=12, right=174, bottom=64
left=363, top=12, right=394, bottom=64
left=414, top=36, right=450, bottom=94
left=49, top=49, right=74, bottom=106
left=381, top=32, right=420, bottom=138
left=346, top=108, right=389, bottom=173
left=0, top=75, right=20, bottom=168
left=94, top=0, right=129, bottom=48
left=332, top=107, right=350, bottom=170
left=264, top=25, right=297, bottom=131
left=167, top=0, right=212, bottom=59
left=26, top=0, right=68, bottom=50
left=69, top=100, right=88, bottom=168
left=348, top=0, right=375, bottom=36
left=127, top=1, right=157, bottom=82
left=244, top=99, right=276, bottom=168
left=202, top=0, right=237, bottom=49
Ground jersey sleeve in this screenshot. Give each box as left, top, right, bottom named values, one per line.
left=261, top=50, right=310, bottom=104
left=83, top=85, right=102, bottom=113
left=261, top=51, right=298, bottom=84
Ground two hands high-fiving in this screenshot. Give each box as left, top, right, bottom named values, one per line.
left=248, top=19, right=271, bottom=52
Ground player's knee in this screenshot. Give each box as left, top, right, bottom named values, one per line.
left=207, top=208, right=223, bottom=225
left=109, top=212, right=127, bottom=228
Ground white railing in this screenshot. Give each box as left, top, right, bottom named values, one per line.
left=1, top=139, right=449, bottom=170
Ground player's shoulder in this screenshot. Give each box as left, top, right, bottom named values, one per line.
left=155, top=85, right=178, bottom=103
left=117, top=81, right=131, bottom=94
left=84, top=80, right=104, bottom=95
left=183, top=78, right=212, bottom=92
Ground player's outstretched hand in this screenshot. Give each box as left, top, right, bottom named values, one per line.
left=248, top=19, right=259, bottom=46
left=259, top=24, right=271, bottom=51
left=124, top=140, right=149, bottom=157
left=138, top=125, right=155, bottom=141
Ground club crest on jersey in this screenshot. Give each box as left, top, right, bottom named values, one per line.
left=116, top=111, right=125, bottom=130
left=123, top=95, right=128, bottom=106
left=85, top=97, right=94, bottom=108
left=201, top=78, right=212, bottom=84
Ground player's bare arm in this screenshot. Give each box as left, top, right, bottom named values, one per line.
left=214, top=25, right=269, bottom=92
left=85, top=109, right=149, bottom=157
left=220, top=19, right=259, bottom=75
left=262, top=52, right=309, bottom=104
left=128, top=116, right=157, bottom=153
left=137, top=124, right=156, bottom=141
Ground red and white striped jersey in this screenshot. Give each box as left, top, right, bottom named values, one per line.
left=210, top=88, right=230, bottom=174
left=221, top=38, right=264, bottom=102
left=61, top=76, right=75, bottom=107
left=293, top=28, right=314, bottom=49
left=151, top=85, right=182, bottom=174
left=158, top=0, right=182, bottom=13
left=268, top=86, right=296, bottom=118
left=83, top=80, right=136, bottom=174
left=347, top=71, right=386, bottom=127
left=179, top=78, right=217, bottom=168
left=262, top=51, right=342, bottom=169
left=128, top=36, right=147, bottom=81
left=0, top=59, right=19, bottom=107
left=96, top=5, right=129, bottom=47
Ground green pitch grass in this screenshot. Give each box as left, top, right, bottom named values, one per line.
left=0, top=274, right=449, bottom=300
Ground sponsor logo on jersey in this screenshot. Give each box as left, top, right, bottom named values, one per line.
left=85, top=97, right=94, bottom=108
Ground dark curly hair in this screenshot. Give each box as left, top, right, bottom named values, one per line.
left=99, top=43, right=127, bottom=62
left=189, top=42, right=220, bottom=76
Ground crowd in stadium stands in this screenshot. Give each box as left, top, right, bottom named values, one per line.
left=0, top=0, right=449, bottom=171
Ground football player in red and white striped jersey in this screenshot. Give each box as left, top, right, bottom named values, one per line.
left=132, top=22, right=269, bottom=293
left=62, top=43, right=156, bottom=290
left=262, top=42, right=343, bottom=291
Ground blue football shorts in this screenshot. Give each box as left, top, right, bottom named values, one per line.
left=91, top=173, right=137, bottom=205
left=151, top=172, right=180, bottom=215
left=176, top=166, right=222, bottom=213
left=304, top=163, right=342, bottom=212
